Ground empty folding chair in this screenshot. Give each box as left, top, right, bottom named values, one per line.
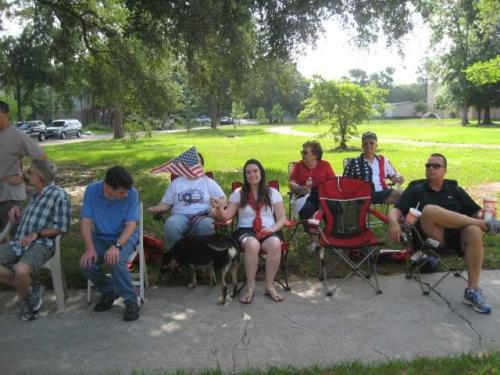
left=309, top=177, right=387, bottom=296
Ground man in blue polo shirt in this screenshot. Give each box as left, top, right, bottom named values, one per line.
left=80, top=166, right=140, bottom=321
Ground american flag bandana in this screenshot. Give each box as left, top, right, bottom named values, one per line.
left=151, top=147, right=204, bottom=178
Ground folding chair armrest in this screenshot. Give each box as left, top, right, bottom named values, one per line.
left=369, top=208, right=389, bottom=224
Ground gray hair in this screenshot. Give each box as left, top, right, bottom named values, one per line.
left=31, top=159, right=57, bottom=184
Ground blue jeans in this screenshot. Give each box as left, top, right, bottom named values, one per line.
left=80, top=237, right=136, bottom=303
left=164, top=214, right=215, bottom=250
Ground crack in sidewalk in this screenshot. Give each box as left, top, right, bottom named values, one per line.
left=231, top=307, right=251, bottom=372
left=427, top=285, right=484, bottom=350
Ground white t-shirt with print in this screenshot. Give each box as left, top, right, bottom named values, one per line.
left=161, top=176, right=225, bottom=215
left=366, top=157, right=397, bottom=192
left=229, top=187, right=283, bottom=229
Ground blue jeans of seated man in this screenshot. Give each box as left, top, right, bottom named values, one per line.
left=80, top=237, right=136, bottom=303
left=164, top=214, right=215, bottom=251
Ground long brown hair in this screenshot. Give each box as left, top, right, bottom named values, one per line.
left=240, top=159, right=272, bottom=209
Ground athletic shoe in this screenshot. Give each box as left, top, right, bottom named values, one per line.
left=28, top=285, right=45, bottom=312
left=17, top=298, right=37, bottom=321
left=486, top=218, right=500, bottom=235
left=94, top=292, right=119, bottom=312
left=463, top=288, right=492, bottom=314
left=123, top=301, right=140, bottom=322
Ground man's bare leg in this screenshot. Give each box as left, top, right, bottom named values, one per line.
left=419, top=205, right=488, bottom=235
left=460, top=225, right=484, bottom=289
left=13, top=262, right=32, bottom=300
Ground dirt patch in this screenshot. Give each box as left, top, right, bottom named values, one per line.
left=56, top=164, right=97, bottom=207
left=466, top=182, right=500, bottom=204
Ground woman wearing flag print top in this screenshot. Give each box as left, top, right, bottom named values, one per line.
left=211, top=159, right=286, bottom=304
left=148, top=150, right=226, bottom=253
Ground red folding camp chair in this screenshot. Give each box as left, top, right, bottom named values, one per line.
left=309, top=177, right=388, bottom=296
left=231, top=179, right=295, bottom=291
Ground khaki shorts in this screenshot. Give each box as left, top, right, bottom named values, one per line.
left=0, top=242, right=53, bottom=274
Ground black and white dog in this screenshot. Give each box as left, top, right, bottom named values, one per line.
left=162, top=233, right=240, bottom=304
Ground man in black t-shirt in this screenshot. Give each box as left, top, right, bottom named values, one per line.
left=388, top=153, right=499, bottom=314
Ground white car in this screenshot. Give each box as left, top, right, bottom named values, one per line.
left=193, top=115, right=211, bottom=124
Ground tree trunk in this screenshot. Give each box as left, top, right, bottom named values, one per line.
left=461, top=103, right=469, bottom=125
left=477, top=108, right=481, bottom=125
left=113, top=107, right=124, bottom=139
left=483, top=106, right=493, bottom=125
left=208, top=95, right=218, bottom=129
left=15, top=78, right=23, bottom=121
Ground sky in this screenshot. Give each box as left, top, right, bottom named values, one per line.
left=296, top=15, right=431, bottom=84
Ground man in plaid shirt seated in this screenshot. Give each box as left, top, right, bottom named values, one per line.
left=0, top=159, right=71, bottom=321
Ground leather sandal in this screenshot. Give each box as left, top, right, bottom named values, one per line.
left=239, top=287, right=255, bottom=304
left=264, top=286, right=284, bottom=302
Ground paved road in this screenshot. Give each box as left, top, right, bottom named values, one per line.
left=267, top=126, right=500, bottom=150
left=1, top=271, right=499, bottom=374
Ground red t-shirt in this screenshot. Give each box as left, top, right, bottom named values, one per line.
left=289, top=160, right=335, bottom=187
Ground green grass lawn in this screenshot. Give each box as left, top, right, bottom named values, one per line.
left=293, top=118, right=500, bottom=145
left=40, top=123, right=500, bottom=288
left=126, top=352, right=500, bottom=374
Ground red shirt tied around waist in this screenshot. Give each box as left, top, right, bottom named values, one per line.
left=289, top=160, right=335, bottom=188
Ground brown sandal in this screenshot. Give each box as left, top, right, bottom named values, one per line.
left=264, top=287, right=284, bottom=302
left=239, top=287, right=255, bottom=304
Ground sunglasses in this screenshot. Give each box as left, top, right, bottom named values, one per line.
left=425, top=163, right=444, bottom=169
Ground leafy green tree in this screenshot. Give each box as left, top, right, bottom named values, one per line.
left=231, top=101, right=247, bottom=125
left=299, top=78, right=386, bottom=149
left=415, top=101, right=428, bottom=115
left=256, top=107, right=267, bottom=124
left=387, top=83, right=427, bottom=103
left=422, top=0, right=500, bottom=125
left=0, top=27, right=53, bottom=120
left=466, top=56, right=500, bottom=85
left=271, top=103, right=284, bottom=123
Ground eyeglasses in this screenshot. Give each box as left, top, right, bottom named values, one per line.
left=363, top=141, right=376, bottom=146
left=425, top=163, right=444, bottom=169
left=300, top=150, right=310, bottom=155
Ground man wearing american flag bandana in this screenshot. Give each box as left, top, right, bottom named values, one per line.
left=149, top=147, right=226, bottom=253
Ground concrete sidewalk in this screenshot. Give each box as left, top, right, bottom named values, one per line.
left=2, top=271, right=500, bottom=374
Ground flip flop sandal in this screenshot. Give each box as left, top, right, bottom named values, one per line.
left=264, top=287, right=284, bottom=302
left=239, top=287, right=255, bottom=304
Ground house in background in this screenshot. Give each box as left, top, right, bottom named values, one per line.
left=385, top=102, right=417, bottom=118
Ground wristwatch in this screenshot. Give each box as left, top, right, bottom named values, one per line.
left=114, top=241, right=123, bottom=250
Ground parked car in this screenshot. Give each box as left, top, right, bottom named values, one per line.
left=46, top=119, right=83, bottom=139
left=193, top=115, right=211, bottom=124
left=220, top=116, right=234, bottom=125
left=16, top=120, right=47, bottom=141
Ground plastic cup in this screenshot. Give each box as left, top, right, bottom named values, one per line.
left=404, top=207, right=422, bottom=226
left=483, top=196, right=497, bottom=220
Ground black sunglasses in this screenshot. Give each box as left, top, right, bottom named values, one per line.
left=425, top=163, right=444, bottom=169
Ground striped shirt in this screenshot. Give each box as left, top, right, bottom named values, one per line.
left=10, top=183, right=71, bottom=256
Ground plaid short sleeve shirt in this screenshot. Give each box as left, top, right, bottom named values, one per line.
left=10, top=183, right=71, bottom=256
